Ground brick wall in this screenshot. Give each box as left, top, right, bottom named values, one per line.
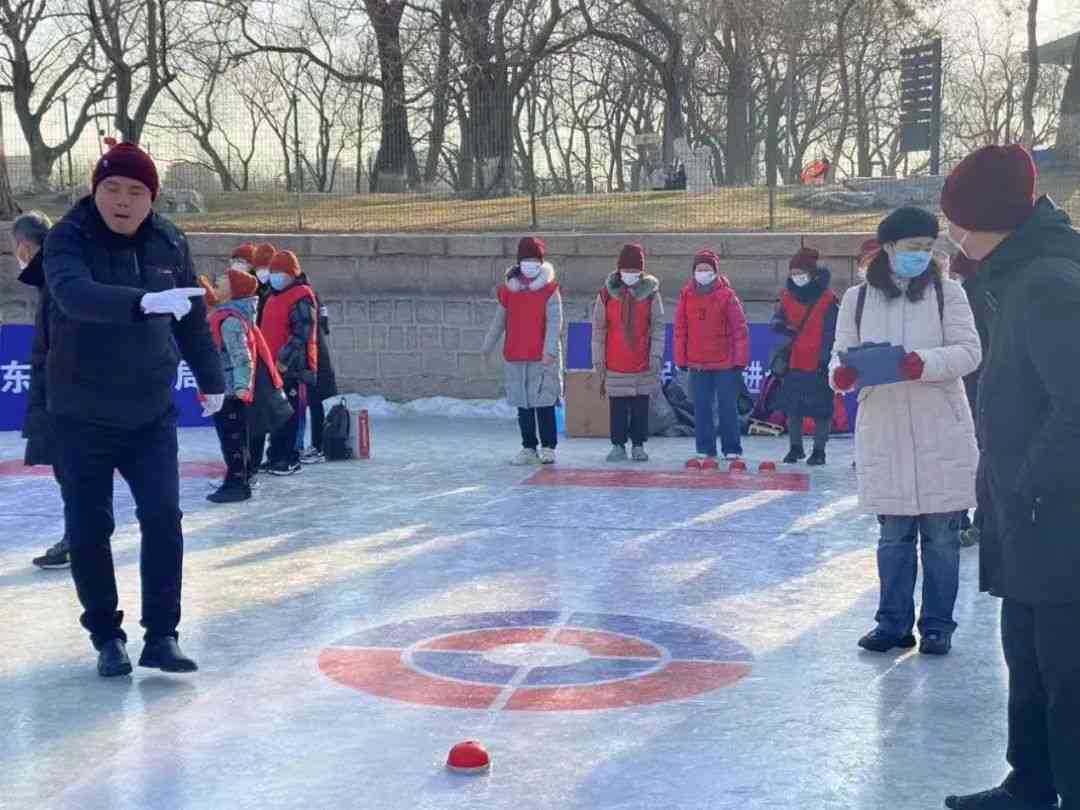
left=0, top=229, right=874, bottom=400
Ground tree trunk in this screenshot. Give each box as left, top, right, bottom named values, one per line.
left=424, top=1, right=452, bottom=186
left=0, top=101, right=19, bottom=219
left=1021, top=0, right=1039, bottom=150
left=724, top=58, right=752, bottom=185
left=829, top=0, right=859, bottom=182
left=1054, top=35, right=1080, bottom=162
left=660, top=62, right=686, bottom=168
left=367, top=0, right=419, bottom=191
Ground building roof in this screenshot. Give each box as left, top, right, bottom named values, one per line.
left=1025, top=30, right=1079, bottom=65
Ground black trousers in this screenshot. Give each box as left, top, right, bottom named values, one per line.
left=1001, top=598, right=1080, bottom=810
left=789, top=414, right=831, bottom=453
left=269, top=382, right=306, bottom=466
left=610, top=395, right=649, bottom=447
left=518, top=406, right=557, bottom=450
left=310, top=396, right=326, bottom=451
left=213, top=398, right=251, bottom=483
left=249, top=433, right=267, bottom=470
left=52, top=411, right=183, bottom=646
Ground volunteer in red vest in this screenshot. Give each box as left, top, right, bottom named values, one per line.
left=482, top=236, right=564, bottom=465
left=261, top=250, right=317, bottom=475
left=199, top=267, right=291, bottom=502
left=674, top=249, right=749, bottom=469
left=591, top=243, right=665, bottom=463
left=770, top=247, right=839, bottom=466
left=246, top=241, right=278, bottom=472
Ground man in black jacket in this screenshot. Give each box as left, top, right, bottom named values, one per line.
left=11, top=212, right=68, bottom=569
left=44, top=141, right=226, bottom=678
left=941, top=145, right=1080, bottom=810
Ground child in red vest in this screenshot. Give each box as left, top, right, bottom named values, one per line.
left=261, top=250, right=318, bottom=475
left=674, top=250, right=750, bottom=469
left=591, top=243, right=665, bottom=462
left=770, top=247, right=839, bottom=466
left=246, top=242, right=277, bottom=472
left=199, top=268, right=289, bottom=502
left=482, top=236, right=563, bottom=465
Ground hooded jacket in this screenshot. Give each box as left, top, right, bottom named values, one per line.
left=591, top=272, right=665, bottom=398
left=971, top=197, right=1080, bottom=604
left=674, top=271, right=749, bottom=370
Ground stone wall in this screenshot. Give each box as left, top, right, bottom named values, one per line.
left=0, top=230, right=874, bottom=400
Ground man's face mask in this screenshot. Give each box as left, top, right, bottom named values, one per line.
left=791, top=273, right=810, bottom=287
left=520, top=260, right=543, bottom=279
left=620, top=271, right=642, bottom=286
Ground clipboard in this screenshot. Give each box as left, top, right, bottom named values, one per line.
left=838, top=342, right=906, bottom=388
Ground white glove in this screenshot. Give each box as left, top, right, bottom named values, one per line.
left=141, top=287, right=206, bottom=321
left=200, top=393, right=225, bottom=417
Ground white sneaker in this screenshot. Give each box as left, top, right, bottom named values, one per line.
left=538, top=448, right=556, bottom=465
left=511, top=448, right=541, bottom=466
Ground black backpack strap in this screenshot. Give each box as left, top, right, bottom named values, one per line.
left=855, top=283, right=867, bottom=341
left=934, top=272, right=945, bottom=325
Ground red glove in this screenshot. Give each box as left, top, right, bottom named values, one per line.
left=832, top=366, right=858, bottom=390
left=900, top=352, right=925, bottom=381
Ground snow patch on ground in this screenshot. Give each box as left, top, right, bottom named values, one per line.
left=329, top=394, right=517, bottom=421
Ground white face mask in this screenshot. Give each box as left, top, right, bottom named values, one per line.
left=694, top=270, right=716, bottom=286
left=520, top=260, right=543, bottom=279
left=791, top=273, right=810, bottom=287
left=256, top=268, right=270, bottom=284
left=230, top=259, right=251, bottom=273
left=620, top=271, right=642, bottom=286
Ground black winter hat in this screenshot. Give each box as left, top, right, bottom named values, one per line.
left=876, top=206, right=940, bottom=245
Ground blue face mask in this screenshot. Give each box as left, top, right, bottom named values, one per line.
left=892, top=251, right=932, bottom=278
left=269, top=272, right=291, bottom=291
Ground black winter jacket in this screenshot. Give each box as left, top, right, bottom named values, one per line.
left=43, top=197, right=225, bottom=429
left=974, top=197, right=1080, bottom=604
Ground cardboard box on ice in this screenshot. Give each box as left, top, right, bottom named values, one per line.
left=564, top=370, right=610, bottom=438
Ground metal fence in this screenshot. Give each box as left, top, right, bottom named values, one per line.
left=3, top=97, right=1078, bottom=234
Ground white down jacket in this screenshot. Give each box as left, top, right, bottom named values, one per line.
left=830, top=276, right=982, bottom=516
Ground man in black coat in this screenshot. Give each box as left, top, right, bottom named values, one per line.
left=11, top=212, right=69, bottom=569
left=44, top=141, right=226, bottom=678
left=941, top=145, right=1080, bottom=810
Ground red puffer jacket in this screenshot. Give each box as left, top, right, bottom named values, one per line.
left=674, top=275, right=750, bottom=370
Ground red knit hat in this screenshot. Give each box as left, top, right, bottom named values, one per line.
left=228, top=268, right=260, bottom=298
left=93, top=141, right=160, bottom=200
left=253, top=243, right=277, bottom=268
left=517, top=236, right=545, bottom=262
left=618, top=243, right=645, bottom=272
left=692, top=250, right=720, bottom=273
left=269, top=250, right=302, bottom=278
left=232, top=243, right=257, bottom=265
left=789, top=247, right=820, bottom=272
left=941, top=145, right=1038, bottom=232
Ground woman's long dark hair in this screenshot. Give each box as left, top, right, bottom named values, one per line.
left=866, top=250, right=942, bottom=302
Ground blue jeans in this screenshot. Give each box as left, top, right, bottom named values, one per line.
left=689, top=369, right=743, bottom=457
left=875, top=513, right=962, bottom=637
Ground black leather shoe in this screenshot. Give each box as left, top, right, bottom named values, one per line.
left=97, top=639, right=133, bottom=677
left=806, top=450, right=827, bottom=466
left=920, top=632, right=953, bottom=655
left=783, top=448, right=806, bottom=464
left=945, top=786, right=1060, bottom=809
left=139, top=638, right=198, bottom=673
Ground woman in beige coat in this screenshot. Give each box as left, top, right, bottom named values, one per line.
left=831, top=207, right=981, bottom=657
left=591, top=243, right=665, bottom=462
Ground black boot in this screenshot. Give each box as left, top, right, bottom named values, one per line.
left=783, top=447, right=806, bottom=464
left=944, top=787, right=1060, bottom=810
left=97, top=638, right=132, bottom=678
left=858, top=628, right=916, bottom=653
left=207, top=479, right=252, bottom=504
left=139, top=637, right=198, bottom=673
left=807, top=449, right=827, bottom=466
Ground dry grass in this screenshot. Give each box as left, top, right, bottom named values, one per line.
left=19, top=173, right=1080, bottom=234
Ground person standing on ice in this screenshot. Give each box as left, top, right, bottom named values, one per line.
left=246, top=241, right=278, bottom=473
left=591, top=243, right=665, bottom=462
left=481, top=236, right=563, bottom=466
left=674, top=249, right=749, bottom=469
left=43, top=140, right=225, bottom=678
left=771, top=247, right=838, bottom=466
left=938, top=145, right=1080, bottom=810
left=830, top=206, right=981, bottom=657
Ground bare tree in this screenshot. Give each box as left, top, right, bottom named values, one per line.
left=1056, top=34, right=1080, bottom=161
left=1021, top=0, right=1039, bottom=149
left=0, top=0, right=113, bottom=189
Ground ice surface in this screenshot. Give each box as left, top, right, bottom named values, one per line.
left=330, top=394, right=517, bottom=420
left=0, top=420, right=1010, bottom=810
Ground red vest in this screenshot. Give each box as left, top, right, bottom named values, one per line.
left=208, top=309, right=284, bottom=402
left=261, top=284, right=319, bottom=374
left=780, top=288, right=837, bottom=372
left=602, top=288, right=653, bottom=374
left=497, top=282, right=558, bottom=361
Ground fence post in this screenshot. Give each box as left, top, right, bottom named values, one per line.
left=293, top=92, right=304, bottom=231
left=768, top=184, right=776, bottom=231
